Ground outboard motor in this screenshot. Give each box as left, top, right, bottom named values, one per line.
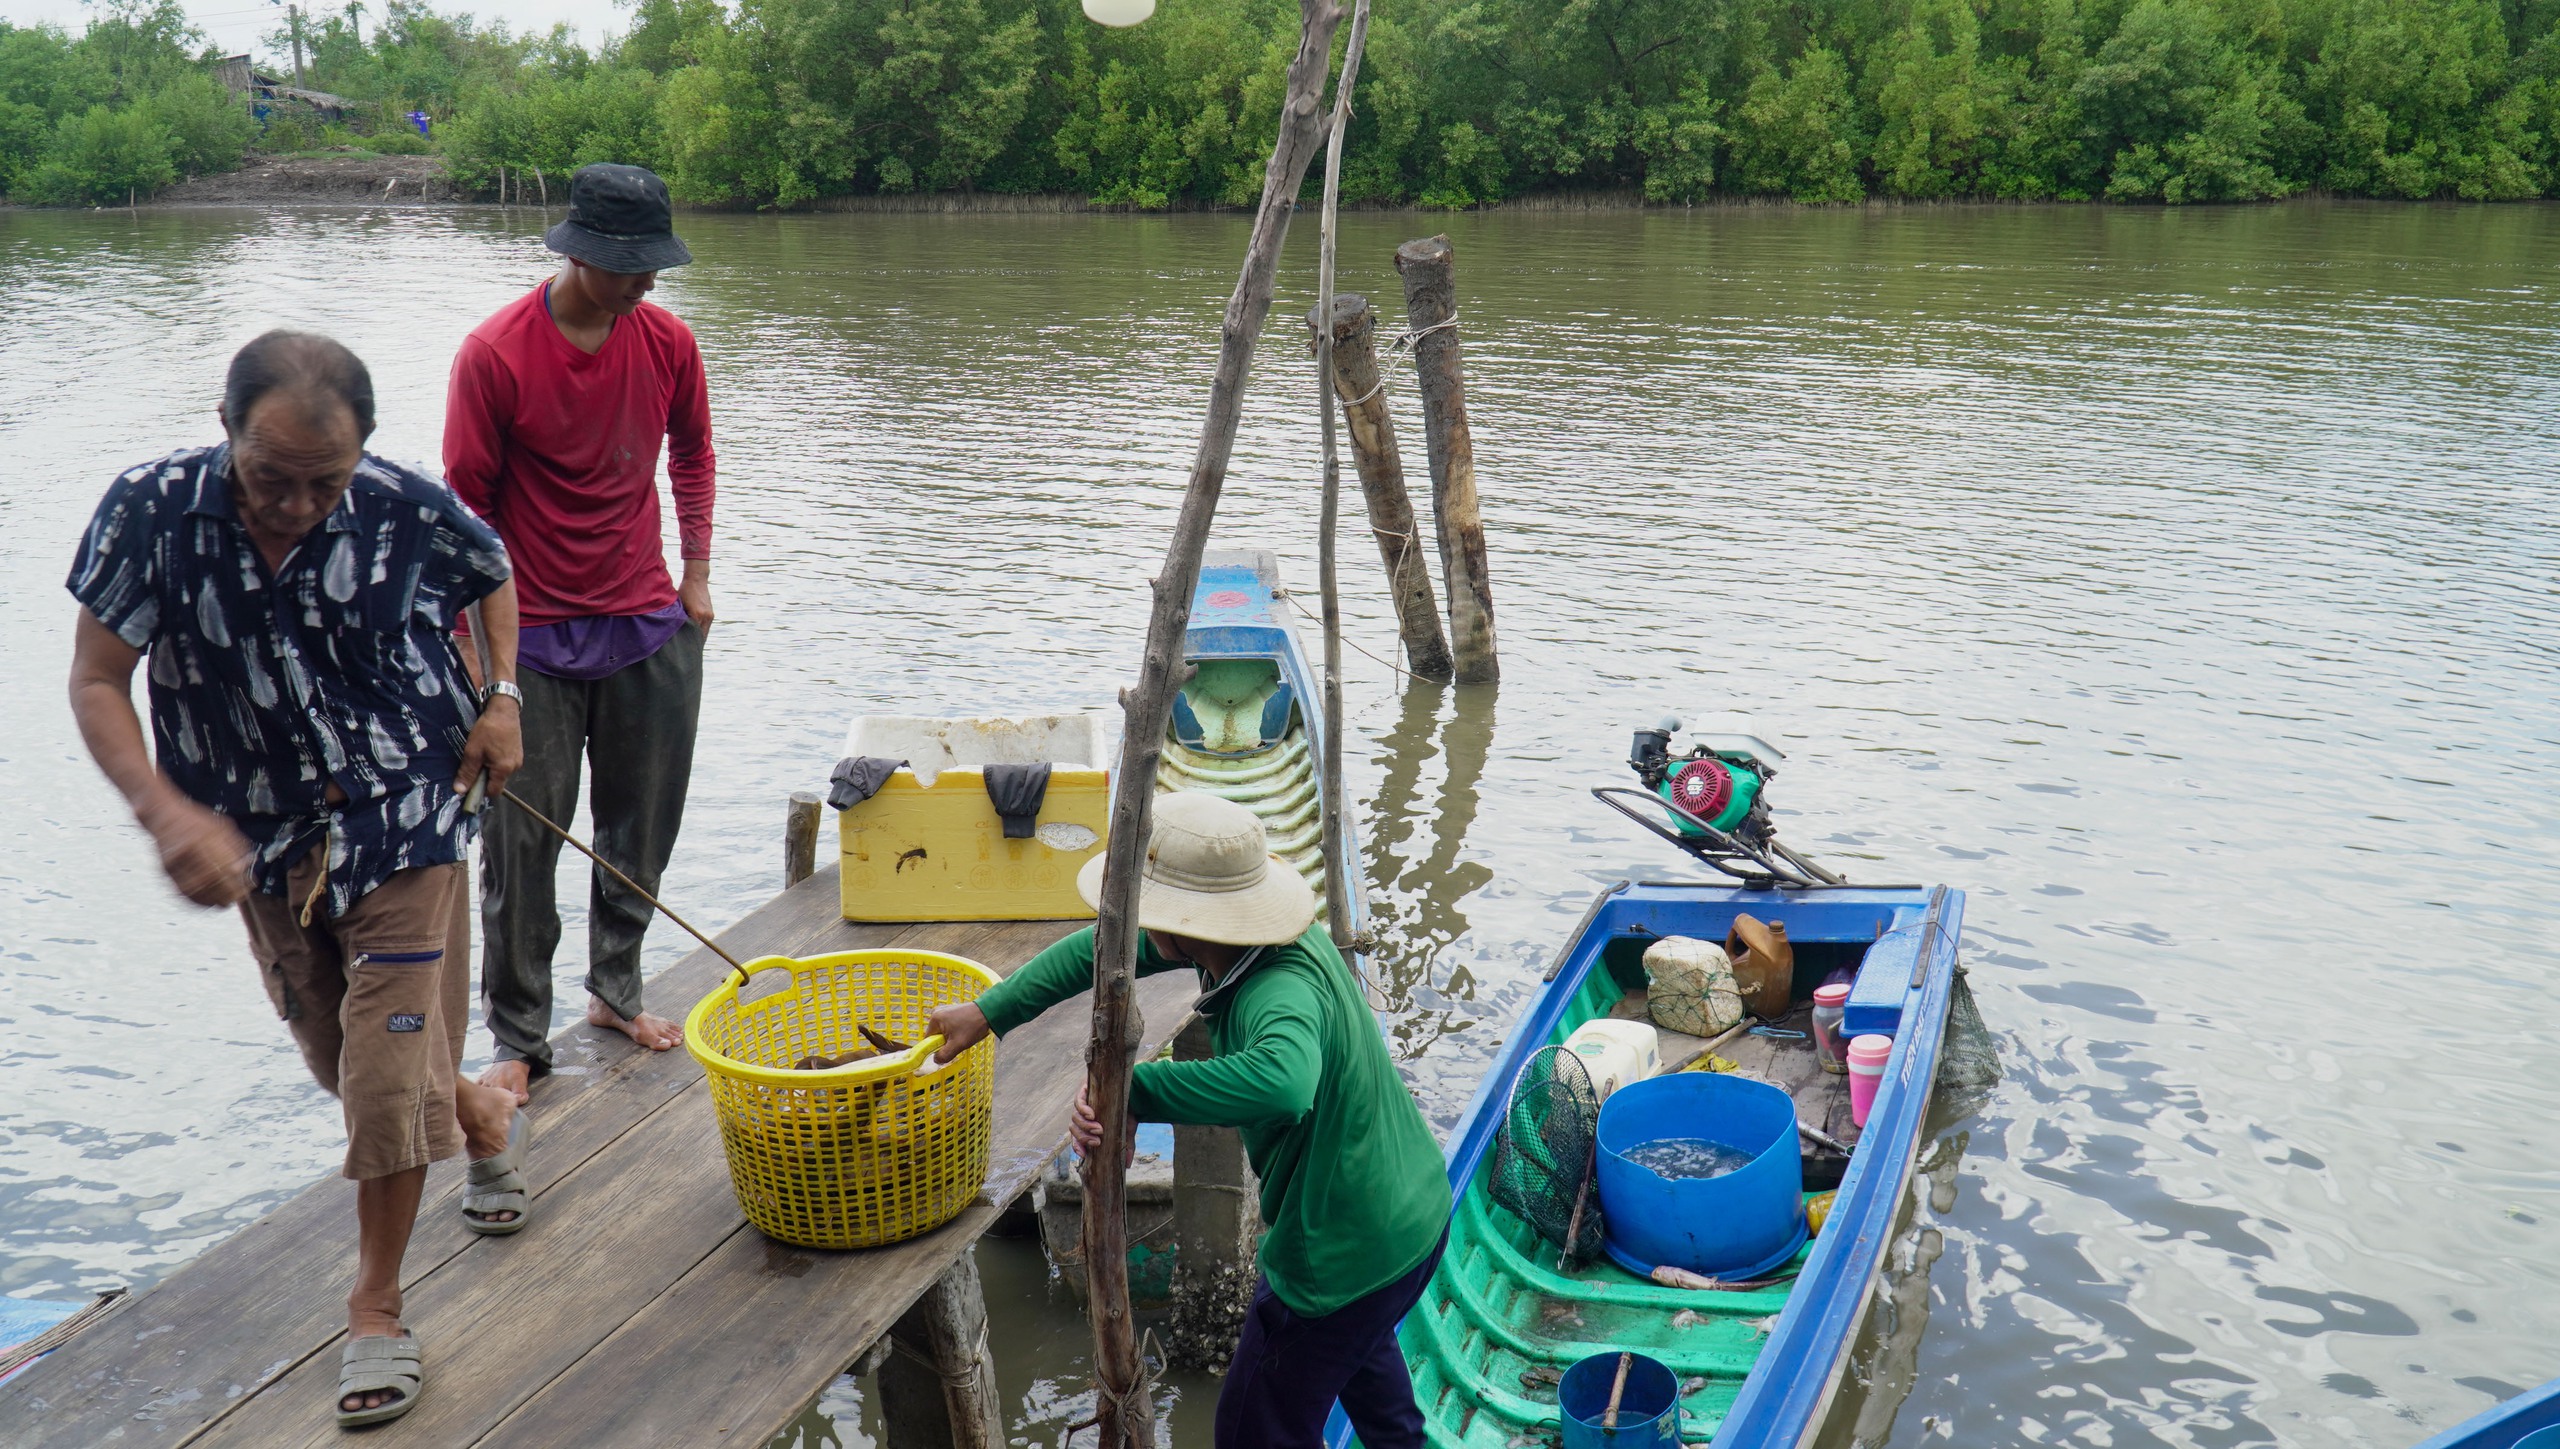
left=1598, top=714, right=1840, bottom=888
left=1627, top=714, right=1782, bottom=838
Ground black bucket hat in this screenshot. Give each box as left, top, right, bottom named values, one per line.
left=544, top=163, right=693, bottom=274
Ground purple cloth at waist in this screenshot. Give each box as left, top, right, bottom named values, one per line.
left=518, top=602, right=688, bottom=681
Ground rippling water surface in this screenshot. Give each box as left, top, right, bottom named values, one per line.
left=3, top=200, right=2557, bottom=1448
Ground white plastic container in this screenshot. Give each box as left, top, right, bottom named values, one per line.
left=1563, top=1019, right=1661, bottom=1103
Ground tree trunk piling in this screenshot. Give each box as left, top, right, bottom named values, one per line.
left=1312, top=294, right=1456, bottom=683
left=875, top=1256, right=1004, bottom=1449
left=1078, top=1, right=1347, bottom=1442
left=1393, top=235, right=1500, bottom=685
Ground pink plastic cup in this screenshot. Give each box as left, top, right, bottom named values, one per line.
left=1846, top=1033, right=1894, bottom=1127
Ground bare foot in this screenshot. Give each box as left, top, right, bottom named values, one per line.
left=588, top=995, right=683, bottom=1052
left=478, top=1058, right=533, bottom=1106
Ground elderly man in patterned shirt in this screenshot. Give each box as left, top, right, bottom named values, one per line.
left=65, top=331, right=532, bottom=1430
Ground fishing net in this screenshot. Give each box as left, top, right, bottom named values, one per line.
left=1489, top=1045, right=1607, bottom=1268
left=1937, top=963, right=2001, bottom=1090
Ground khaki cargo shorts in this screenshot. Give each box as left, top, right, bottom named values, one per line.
left=240, top=858, right=471, bottom=1181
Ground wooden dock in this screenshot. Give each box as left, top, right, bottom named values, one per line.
left=2, top=864, right=1201, bottom=1448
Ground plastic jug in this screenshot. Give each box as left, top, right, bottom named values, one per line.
left=1563, top=1020, right=1660, bottom=1102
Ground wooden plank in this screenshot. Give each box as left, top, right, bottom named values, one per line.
left=476, top=966, right=1200, bottom=1447
left=0, top=868, right=1082, bottom=1448
left=2, top=867, right=876, bottom=1449
left=191, top=1077, right=740, bottom=1449
left=183, top=916, right=1080, bottom=1449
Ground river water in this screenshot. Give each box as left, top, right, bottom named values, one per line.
left=2, top=199, right=2556, bottom=1447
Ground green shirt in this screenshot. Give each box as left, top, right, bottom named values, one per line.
left=977, top=923, right=1448, bottom=1317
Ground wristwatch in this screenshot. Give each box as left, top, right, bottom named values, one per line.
left=483, top=680, right=524, bottom=707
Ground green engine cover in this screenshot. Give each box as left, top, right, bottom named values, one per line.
left=1657, top=755, right=1764, bottom=834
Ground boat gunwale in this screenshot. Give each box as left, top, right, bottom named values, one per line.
left=2409, top=1377, right=2560, bottom=1449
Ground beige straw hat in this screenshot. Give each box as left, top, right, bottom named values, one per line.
left=1075, top=790, right=1316, bottom=946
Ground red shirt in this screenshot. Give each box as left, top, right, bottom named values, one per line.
left=443, top=283, right=715, bottom=627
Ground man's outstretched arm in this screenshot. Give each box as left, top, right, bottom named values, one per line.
left=68, top=608, right=253, bottom=907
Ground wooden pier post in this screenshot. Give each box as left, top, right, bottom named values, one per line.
left=876, top=1255, right=1004, bottom=1449
left=1165, top=1017, right=1257, bottom=1369
left=1314, top=295, right=1455, bottom=683
left=784, top=790, right=822, bottom=888
left=1079, top=0, right=1346, bottom=1441
left=1394, top=236, right=1500, bottom=685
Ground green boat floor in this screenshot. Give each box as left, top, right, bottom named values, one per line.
left=1368, top=941, right=1858, bottom=1449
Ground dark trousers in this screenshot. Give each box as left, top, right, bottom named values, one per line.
left=1214, top=1230, right=1447, bottom=1449
left=479, top=623, right=703, bottom=1071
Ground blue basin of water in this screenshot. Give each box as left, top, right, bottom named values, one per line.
left=1595, top=1071, right=1806, bottom=1281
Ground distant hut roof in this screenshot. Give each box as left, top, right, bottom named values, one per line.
left=271, top=84, right=354, bottom=108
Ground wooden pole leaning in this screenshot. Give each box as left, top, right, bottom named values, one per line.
left=1394, top=235, right=1501, bottom=684
left=1314, top=294, right=1455, bottom=682
left=1078, top=0, right=1347, bottom=1442
left=1310, top=0, right=1374, bottom=945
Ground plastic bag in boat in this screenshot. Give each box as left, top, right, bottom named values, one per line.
left=1640, top=935, right=1744, bottom=1037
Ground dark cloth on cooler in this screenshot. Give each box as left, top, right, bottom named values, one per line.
left=828, top=755, right=906, bottom=811
left=981, top=761, right=1051, bottom=839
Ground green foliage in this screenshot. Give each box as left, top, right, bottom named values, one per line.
left=1729, top=47, right=1867, bottom=200
left=22, top=101, right=178, bottom=203
left=2294, top=0, right=2537, bottom=196
left=0, top=2, right=259, bottom=202
left=2075, top=0, right=2296, bottom=200
left=12, top=0, right=2560, bottom=207
left=148, top=71, right=255, bottom=175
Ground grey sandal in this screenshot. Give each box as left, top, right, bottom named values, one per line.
left=336, top=1332, right=422, bottom=1428
left=462, top=1108, right=531, bottom=1236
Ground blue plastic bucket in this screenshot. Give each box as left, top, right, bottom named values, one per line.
left=1558, top=1351, right=1681, bottom=1449
left=1596, top=1072, right=1806, bottom=1281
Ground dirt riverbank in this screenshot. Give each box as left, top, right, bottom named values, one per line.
left=149, top=153, right=470, bottom=206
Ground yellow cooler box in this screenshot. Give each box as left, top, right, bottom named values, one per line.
left=835, top=714, right=1112, bottom=921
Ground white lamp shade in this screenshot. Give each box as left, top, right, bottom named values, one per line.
left=1082, top=0, right=1155, bottom=25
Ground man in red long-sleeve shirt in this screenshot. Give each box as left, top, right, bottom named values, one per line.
left=443, top=163, right=714, bottom=1102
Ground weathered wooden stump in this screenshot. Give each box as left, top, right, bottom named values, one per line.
left=876, top=1254, right=1004, bottom=1449
left=784, top=790, right=823, bottom=888
left=1394, top=235, right=1500, bottom=685
left=1313, top=294, right=1456, bottom=683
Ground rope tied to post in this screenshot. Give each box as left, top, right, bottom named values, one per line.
left=1320, top=313, right=1455, bottom=409
left=1387, top=313, right=1459, bottom=354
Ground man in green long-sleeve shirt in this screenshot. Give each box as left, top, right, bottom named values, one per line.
left=926, top=790, right=1448, bottom=1449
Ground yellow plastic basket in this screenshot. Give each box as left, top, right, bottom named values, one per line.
left=685, top=949, right=997, bottom=1250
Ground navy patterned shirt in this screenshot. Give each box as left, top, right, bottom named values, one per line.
left=68, top=444, right=512, bottom=918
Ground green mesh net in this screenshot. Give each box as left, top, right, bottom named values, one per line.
left=1937, top=964, right=2001, bottom=1090
left=1489, top=1045, right=1607, bottom=1268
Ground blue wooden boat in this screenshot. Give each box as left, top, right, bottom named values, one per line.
left=2412, top=1380, right=2560, bottom=1449
left=1161, top=547, right=1364, bottom=937
left=1327, top=750, right=1966, bottom=1445
left=1039, top=547, right=1369, bottom=1300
